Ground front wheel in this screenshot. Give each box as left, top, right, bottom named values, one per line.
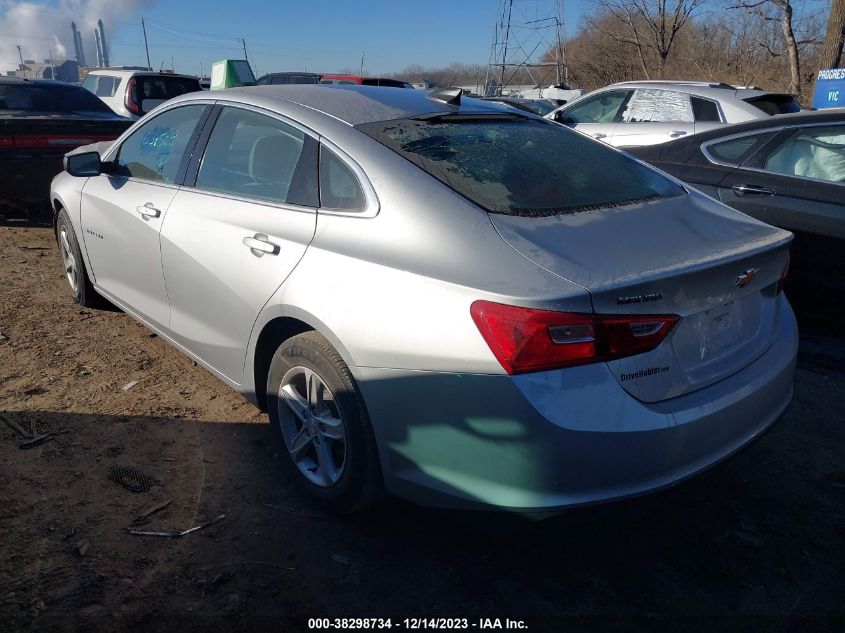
left=56, top=209, right=105, bottom=308
left=266, top=331, right=382, bottom=513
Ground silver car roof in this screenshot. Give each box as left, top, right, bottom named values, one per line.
left=598, top=81, right=777, bottom=99
left=197, top=84, right=513, bottom=126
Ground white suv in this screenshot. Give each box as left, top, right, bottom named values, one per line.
left=81, top=70, right=201, bottom=120
left=545, top=81, right=802, bottom=147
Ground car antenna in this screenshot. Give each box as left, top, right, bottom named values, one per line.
left=427, top=87, right=462, bottom=106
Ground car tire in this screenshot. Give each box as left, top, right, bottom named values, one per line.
left=56, top=209, right=104, bottom=308
left=266, top=331, right=382, bottom=513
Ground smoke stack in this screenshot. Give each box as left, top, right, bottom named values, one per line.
left=94, top=28, right=103, bottom=67
left=76, top=30, right=86, bottom=67
left=97, top=19, right=109, bottom=67
left=71, top=22, right=82, bottom=63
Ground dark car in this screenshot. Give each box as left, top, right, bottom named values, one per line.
left=319, top=75, right=413, bottom=88
left=255, top=72, right=322, bottom=86
left=627, top=109, right=845, bottom=335
left=1, top=78, right=132, bottom=222
left=481, top=97, right=559, bottom=116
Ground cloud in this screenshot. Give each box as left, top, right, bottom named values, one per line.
left=0, top=0, right=153, bottom=73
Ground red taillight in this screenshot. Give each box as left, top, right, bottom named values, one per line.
left=0, top=134, right=115, bottom=150
left=470, top=300, right=679, bottom=375
left=125, top=77, right=141, bottom=115
left=777, top=255, right=789, bottom=295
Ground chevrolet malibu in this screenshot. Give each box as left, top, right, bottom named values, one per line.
left=50, top=85, right=797, bottom=513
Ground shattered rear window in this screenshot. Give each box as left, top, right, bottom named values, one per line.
left=357, top=117, right=684, bottom=216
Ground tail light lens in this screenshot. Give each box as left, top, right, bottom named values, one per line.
left=776, top=255, right=789, bottom=295
left=471, top=300, right=679, bottom=375
left=0, top=134, right=115, bottom=150
left=124, top=77, right=141, bottom=115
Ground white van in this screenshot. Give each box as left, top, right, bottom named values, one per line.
left=81, top=70, right=202, bottom=120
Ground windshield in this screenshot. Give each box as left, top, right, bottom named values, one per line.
left=358, top=116, right=685, bottom=216
left=0, top=83, right=114, bottom=114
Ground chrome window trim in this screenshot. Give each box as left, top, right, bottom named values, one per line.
left=317, top=137, right=380, bottom=219
left=701, top=121, right=845, bottom=188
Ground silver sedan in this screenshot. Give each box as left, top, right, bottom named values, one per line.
left=51, top=85, right=797, bottom=513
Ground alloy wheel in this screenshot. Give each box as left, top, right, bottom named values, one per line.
left=59, top=227, right=79, bottom=294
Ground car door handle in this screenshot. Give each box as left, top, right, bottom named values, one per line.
left=670, top=130, right=687, bottom=138
left=243, top=233, right=280, bottom=257
left=732, top=184, right=774, bottom=197
left=592, top=133, right=607, bottom=139
left=135, top=203, right=161, bottom=219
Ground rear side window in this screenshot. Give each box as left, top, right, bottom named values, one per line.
left=195, top=107, right=318, bottom=206
left=744, top=95, right=802, bottom=116
left=94, top=75, right=119, bottom=97
left=320, top=147, right=365, bottom=210
left=622, top=89, right=693, bottom=123
left=358, top=117, right=684, bottom=216
left=706, top=132, right=776, bottom=165
left=691, top=97, right=721, bottom=123
left=0, top=83, right=113, bottom=114
left=115, top=105, right=206, bottom=183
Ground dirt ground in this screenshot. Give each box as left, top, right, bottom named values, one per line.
left=1, top=224, right=844, bottom=633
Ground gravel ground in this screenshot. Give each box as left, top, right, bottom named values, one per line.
left=1, top=224, right=843, bottom=632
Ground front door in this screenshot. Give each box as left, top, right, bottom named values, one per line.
left=80, top=104, right=208, bottom=329
left=554, top=89, right=632, bottom=143
left=160, top=105, right=320, bottom=382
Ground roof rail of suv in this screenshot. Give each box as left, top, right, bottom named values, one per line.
left=613, top=80, right=735, bottom=89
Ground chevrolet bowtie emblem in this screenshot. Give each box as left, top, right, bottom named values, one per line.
left=735, top=268, right=759, bottom=288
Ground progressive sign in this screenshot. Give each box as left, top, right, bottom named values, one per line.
left=813, top=68, right=845, bottom=109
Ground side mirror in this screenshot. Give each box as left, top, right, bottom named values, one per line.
left=64, top=151, right=102, bottom=177
left=555, top=111, right=575, bottom=126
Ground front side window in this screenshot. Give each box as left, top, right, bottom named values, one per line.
left=621, top=89, right=693, bottom=123
left=764, top=125, right=845, bottom=184
left=114, top=105, right=206, bottom=183
left=358, top=116, right=684, bottom=216
left=195, top=107, right=318, bottom=206
left=320, top=147, right=365, bottom=210
left=560, top=90, right=630, bottom=124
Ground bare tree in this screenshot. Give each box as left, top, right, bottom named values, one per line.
left=730, top=0, right=816, bottom=97
left=818, top=0, right=845, bottom=69
left=589, top=0, right=705, bottom=78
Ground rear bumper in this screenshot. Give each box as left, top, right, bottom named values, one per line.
left=0, top=153, right=64, bottom=217
left=354, top=298, right=798, bottom=511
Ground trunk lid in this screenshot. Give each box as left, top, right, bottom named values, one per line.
left=490, top=192, right=792, bottom=402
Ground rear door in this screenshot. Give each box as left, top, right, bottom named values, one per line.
left=80, top=104, right=209, bottom=330
left=160, top=105, right=319, bottom=382
left=552, top=89, right=631, bottom=142
left=610, top=88, right=695, bottom=147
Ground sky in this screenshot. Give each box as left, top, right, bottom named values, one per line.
left=0, top=0, right=590, bottom=77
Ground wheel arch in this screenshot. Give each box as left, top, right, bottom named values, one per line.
left=248, top=307, right=357, bottom=412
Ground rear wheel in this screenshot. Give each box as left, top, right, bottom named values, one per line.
left=266, top=331, right=382, bottom=513
left=56, top=209, right=104, bottom=308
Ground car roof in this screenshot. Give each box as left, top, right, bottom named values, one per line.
left=86, top=69, right=198, bottom=80
left=203, top=84, right=516, bottom=126
left=681, top=108, right=845, bottom=143
left=599, top=80, right=782, bottom=100
left=0, top=77, right=84, bottom=89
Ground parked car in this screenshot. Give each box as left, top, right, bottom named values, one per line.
left=628, top=109, right=845, bottom=336
left=546, top=80, right=802, bottom=146
left=0, top=77, right=131, bottom=222
left=52, top=85, right=796, bottom=513
left=81, top=70, right=202, bottom=120
left=481, top=97, right=559, bottom=116
left=518, top=82, right=583, bottom=104
left=256, top=72, right=322, bottom=86
left=319, top=75, right=412, bottom=88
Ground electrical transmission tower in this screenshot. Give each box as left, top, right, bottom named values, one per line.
left=485, top=0, right=567, bottom=97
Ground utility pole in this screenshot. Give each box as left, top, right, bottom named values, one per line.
left=49, top=50, right=55, bottom=80
left=241, top=38, right=249, bottom=63
left=141, top=17, right=152, bottom=70
left=16, top=45, right=25, bottom=77
left=360, top=50, right=365, bottom=76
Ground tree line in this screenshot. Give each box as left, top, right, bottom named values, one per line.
left=389, top=0, right=844, bottom=102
